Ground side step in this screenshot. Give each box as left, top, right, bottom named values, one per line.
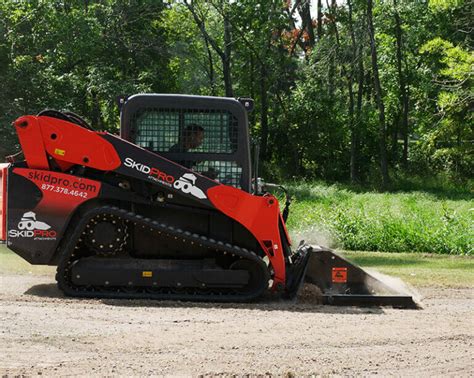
left=287, top=245, right=419, bottom=309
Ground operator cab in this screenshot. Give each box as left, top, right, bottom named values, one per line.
left=119, top=94, right=253, bottom=192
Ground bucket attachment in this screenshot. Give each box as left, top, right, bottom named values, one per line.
left=286, top=244, right=418, bottom=308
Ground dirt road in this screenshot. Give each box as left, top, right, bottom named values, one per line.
left=0, top=272, right=472, bottom=376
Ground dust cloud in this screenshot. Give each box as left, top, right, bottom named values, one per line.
left=366, top=268, right=423, bottom=307
left=290, top=226, right=334, bottom=248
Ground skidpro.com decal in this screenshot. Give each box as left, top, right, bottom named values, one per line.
left=13, top=168, right=101, bottom=213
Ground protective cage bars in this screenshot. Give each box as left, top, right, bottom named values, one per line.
left=132, top=107, right=243, bottom=188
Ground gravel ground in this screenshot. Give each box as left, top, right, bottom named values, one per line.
left=0, top=273, right=473, bottom=376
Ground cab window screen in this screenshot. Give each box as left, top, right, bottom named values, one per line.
left=134, top=110, right=180, bottom=151
left=133, top=108, right=238, bottom=154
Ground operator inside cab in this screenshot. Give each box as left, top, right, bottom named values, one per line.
left=168, top=123, right=204, bottom=159
left=168, top=123, right=204, bottom=165
left=169, top=123, right=218, bottom=179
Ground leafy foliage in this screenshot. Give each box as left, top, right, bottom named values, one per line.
left=0, top=0, right=175, bottom=156
left=0, top=0, right=472, bottom=184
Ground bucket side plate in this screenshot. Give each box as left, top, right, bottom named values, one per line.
left=288, top=245, right=418, bottom=309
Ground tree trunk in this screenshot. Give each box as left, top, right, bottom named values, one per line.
left=357, top=58, right=364, bottom=115
left=391, top=113, right=400, bottom=163
left=184, top=1, right=233, bottom=97
left=298, top=0, right=315, bottom=49
left=260, top=65, right=269, bottom=161
left=348, top=0, right=360, bottom=183
left=348, top=75, right=358, bottom=183
left=203, top=37, right=216, bottom=96
left=354, top=54, right=365, bottom=182
left=223, top=16, right=234, bottom=97
left=327, top=0, right=336, bottom=97
left=367, top=0, right=389, bottom=187
left=249, top=55, right=256, bottom=127
left=403, top=83, right=409, bottom=164
left=317, top=0, right=322, bottom=41
left=394, top=0, right=409, bottom=166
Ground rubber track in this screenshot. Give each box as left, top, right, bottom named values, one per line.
left=56, top=206, right=270, bottom=302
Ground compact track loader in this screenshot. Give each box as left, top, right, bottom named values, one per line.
left=0, top=94, right=416, bottom=308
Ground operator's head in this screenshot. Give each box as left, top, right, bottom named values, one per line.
left=183, top=123, right=204, bottom=150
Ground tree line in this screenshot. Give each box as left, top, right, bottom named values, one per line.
left=0, top=0, right=472, bottom=186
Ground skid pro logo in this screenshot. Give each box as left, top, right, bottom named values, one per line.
left=124, top=158, right=175, bottom=185
left=174, top=173, right=207, bottom=199
left=8, top=212, right=57, bottom=240
left=124, top=158, right=207, bottom=199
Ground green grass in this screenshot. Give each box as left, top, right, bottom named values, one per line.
left=0, top=244, right=55, bottom=275
left=342, top=251, right=474, bottom=288
left=285, top=181, right=473, bottom=255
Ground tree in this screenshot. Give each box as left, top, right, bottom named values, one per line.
left=367, top=0, right=389, bottom=187
left=0, top=0, right=471, bottom=183
left=184, top=0, right=234, bottom=97
left=393, top=0, right=409, bottom=166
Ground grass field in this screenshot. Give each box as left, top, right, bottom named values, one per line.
left=342, top=251, right=474, bottom=288
left=1, top=244, right=472, bottom=288
left=285, top=181, right=473, bottom=255
left=0, top=244, right=55, bottom=275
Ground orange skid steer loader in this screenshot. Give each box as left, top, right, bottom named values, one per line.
left=0, top=94, right=416, bottom=308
